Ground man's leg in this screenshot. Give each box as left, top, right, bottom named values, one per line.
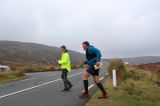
left=66, top=80, right=72, bottom=88
left=82, top=71, right=90, bottom=94
left=93, top=76, right=106, bottom=95
left=61, top=71, right=69, bottom=90
left=93, top=76, right=108, bottom=99
left=79, top=70, right=91, bottom=98
left=65, top=70, right=73, bottom=89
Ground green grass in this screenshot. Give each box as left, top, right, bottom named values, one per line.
left=0, top=76, right=26, bottom=84
left=86, top=65, right=160, bottom=106
left=0, top=64, right=84, bottom=84
left=0, top=70, right=26, bottom=84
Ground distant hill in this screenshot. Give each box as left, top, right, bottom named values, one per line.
left=101, top=59, right=111, bottom=62
left=122, top=56, right=160, bottom=64
left=0, top=41, right=85, bottom=65
left=103, top=56, right=160, bottom=64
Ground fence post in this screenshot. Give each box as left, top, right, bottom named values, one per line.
left=112, top=69, right=117, bottom=87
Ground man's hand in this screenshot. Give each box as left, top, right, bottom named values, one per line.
left=96, top=62, right=101, bottom=67
left=81, top=61, right=88, bottom=67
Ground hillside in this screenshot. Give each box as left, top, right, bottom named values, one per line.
left=137, top=62, right=160, bottom=82
left=122, top=56, right=160, bottom=64
left=103, top=56, right=160, bottom=64
left=0, top=41, right=84, bottom=66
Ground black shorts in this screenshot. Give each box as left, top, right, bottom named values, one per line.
left=86, top=65, right=100, bottom=76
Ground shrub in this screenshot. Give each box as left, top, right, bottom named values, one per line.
left=21, top=65, right=51, bottom=73
left=49, top=66, right=56, bottom=71
left=125, top=69, right=147, bottom=81
left=120, top=79, right=143, bottom=95
left=13, top=71, right=25, bottom=77
left=119, top=65, right=151, bottom=95
left=0, top=70, right=25, bottom=79
left=72, top=64, right=83, bottom=69
left=108, top=59, right=126, bottom=83
left=21, top=66, right=36, bottom=73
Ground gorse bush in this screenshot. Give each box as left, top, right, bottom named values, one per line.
left=125, top=67, right=148, bottom=81
left=120, top=79, right=143, bottom=95
left=119, top=65, right=152, bottom=96
left=108, top=59, right=126, bottom=83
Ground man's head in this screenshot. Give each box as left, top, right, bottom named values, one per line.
left=82, top=41, right=90, bottom=51
left=60, top=45, right=67, bottom=53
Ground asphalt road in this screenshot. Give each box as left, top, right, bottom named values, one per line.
left=0, top=68, right=108, bottom=106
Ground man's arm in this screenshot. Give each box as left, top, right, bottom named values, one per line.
left=85, top=47, right=101, bottom=65
left=58, top=54, right=68, bottom=64
left=95, top=48, right=101, bottom=62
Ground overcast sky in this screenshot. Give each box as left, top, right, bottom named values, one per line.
left=0, top=0, right=160, bottom=58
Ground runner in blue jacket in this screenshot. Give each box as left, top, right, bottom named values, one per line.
left=79, top=41, right=108, bottom=99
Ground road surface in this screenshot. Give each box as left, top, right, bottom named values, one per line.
left=0, top=68, right=108, bottom=106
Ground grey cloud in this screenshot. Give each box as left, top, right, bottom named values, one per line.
left=0, top=0, right=160, bottom=58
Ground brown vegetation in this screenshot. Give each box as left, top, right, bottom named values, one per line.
left=137, top=62, right=160, bottom=83
left=86, top=62, right=160, bottom=106
left=108, top=59, right=126, bottom=84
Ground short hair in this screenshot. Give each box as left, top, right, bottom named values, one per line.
left=60, top=45, right=66, bottom=50
left=83, top=41, right=90, bottom=46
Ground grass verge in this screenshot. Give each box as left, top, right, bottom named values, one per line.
left=0, top=64, right=83, bottom=84
left=0, top=76, right=26, bottom=84
left=85, top=64, right=160, bottom=106
left=0, top=71, right=26, bottom=84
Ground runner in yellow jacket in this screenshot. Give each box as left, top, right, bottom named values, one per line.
left=58, top=51, right=71, bottom=72
left=57, top=45, right=73, bottom=91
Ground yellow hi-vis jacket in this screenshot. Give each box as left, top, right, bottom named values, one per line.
left=58, top=52, right=71, bottom=72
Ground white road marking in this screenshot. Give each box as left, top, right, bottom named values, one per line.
left=0, top=72, right=83, bottom=99
left=82, top=84, right=95, bottom=93
left=105, top=73, right=109, bottom=76
left=21, top=74, right=57, bottom=82
left=88, top=84, right=95, bottom=90
left=99, top=76, right=104, bottom=80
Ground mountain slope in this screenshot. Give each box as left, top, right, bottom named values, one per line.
left=0, top=41, right=84, bottom=65
left=103, top=56, right=160, bottom=64
left=123, top=56, right=160, bottom=64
